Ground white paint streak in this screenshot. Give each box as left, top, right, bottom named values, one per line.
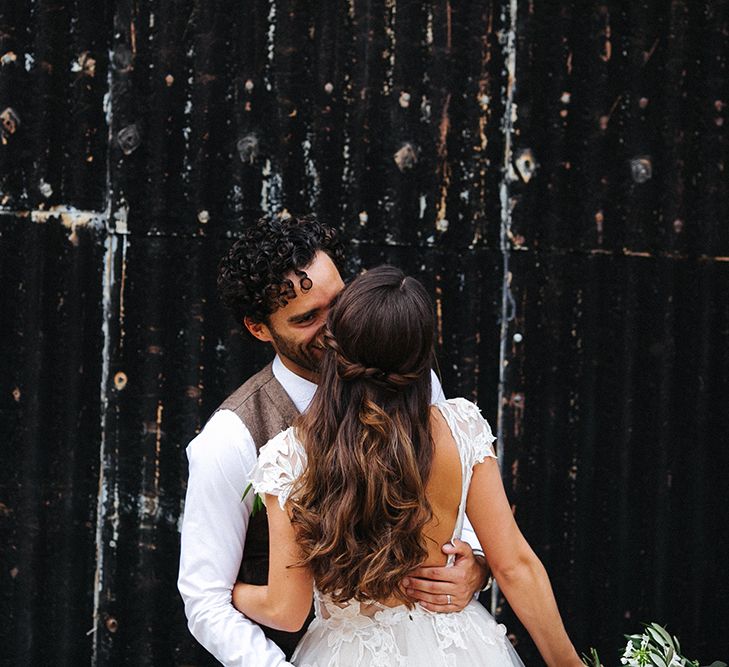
left=493, top=0, right=518, bottom=619
left=260, top=159, right=282, bottom=213
left=0, top=205, right=108, bottom=234
left=92, top=232, right=124, bottom=663
left=28, top=205, right=105, bottom=227
left=265, top=0, right=276, bottom=92
left=302, top=134, right=320, bottom=209
left=113, top=204, right=128, bottom=234
left=383, top=0, right=397, bottom=96
left=426, top=7, right=434, bottom=46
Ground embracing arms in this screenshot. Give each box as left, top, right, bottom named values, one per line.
left=402, top=530, right=490, bottom=611
left=231, top=496, right=486, bottom=623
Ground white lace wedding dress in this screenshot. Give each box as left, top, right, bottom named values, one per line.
left=250, top=398, right=525, bottom=667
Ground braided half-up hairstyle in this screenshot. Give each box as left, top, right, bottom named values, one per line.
left=289, top=265, right=436, bottom=607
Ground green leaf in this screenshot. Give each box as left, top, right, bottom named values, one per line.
left=252, top=492, right=265, bottom=515
left=242, top=482, right=266, bottom=516
left=702, top=662, right=728, bottom=667
left=580, top=647, right=602, bottom=667
left=646, top=624, right=675, bottom=649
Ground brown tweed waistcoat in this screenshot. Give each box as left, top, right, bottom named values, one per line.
left=216, top=362, right=312, bottom=658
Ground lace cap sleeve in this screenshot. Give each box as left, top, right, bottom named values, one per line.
left=248, top=427, right=307, bottom=510
left=444, top=397, right=497, bottom=466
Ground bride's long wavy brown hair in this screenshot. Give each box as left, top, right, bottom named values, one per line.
left=289, top=265, right=435, bottom=607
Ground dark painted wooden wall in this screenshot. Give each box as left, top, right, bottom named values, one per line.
left=1, top=1, right=727, bottom=665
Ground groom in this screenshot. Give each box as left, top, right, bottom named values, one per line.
left=178, top=213, right=490, bottom=666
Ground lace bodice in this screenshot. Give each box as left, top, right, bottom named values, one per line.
left=250, top=397, right=496, bottom=514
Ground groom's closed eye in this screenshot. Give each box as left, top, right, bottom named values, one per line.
left=290, top=310, right=319, bottom=325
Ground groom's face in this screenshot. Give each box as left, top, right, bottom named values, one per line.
left=245, top=250, right=344, bottom=383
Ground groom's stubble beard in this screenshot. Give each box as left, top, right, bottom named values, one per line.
left=268, top=324, right=324, bottom=380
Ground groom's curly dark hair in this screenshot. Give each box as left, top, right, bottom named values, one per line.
left=217, top=213, right=345, bottom=326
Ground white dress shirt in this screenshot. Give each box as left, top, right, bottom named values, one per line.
left=178, top=356, right=482, bottom=666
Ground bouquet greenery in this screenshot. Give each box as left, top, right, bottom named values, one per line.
left=241, top=482, right=265, bottom=515
left=581, top=623, right=726, bottom=667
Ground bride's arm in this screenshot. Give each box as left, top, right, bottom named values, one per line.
left=231, top=493, right=313, bottom=632
left=466, top=459, right=582, bottom=667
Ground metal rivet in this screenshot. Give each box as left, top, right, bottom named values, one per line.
left=197, top=210, right=210, bottom=224
left=514, top=148, right=538, bottom=183
left=245, top=79, right=254, bottom=92
left=358, top=211, right=368, bottom=225
left=393, top=142, right=418, bottom=171
left=324, top=82, right=334, bottom=94
left=105, top=616, right=119, bottom=633
left=79, top=52, right=96, bottom=77
left=236, top=133, right=259, bottom=164
left=113, top=372, right=128, bottom=391
left=630, top=156, right=652, bottom=183
left=399, top=91, right=411, bottom=108
left=0, top=107, right=20, bottom=137
left=513, top=333, right=523, bottom=343
left=117, top=124, right=141, bottom=155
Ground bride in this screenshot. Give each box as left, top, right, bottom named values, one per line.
left=232, top=265, right=582, bottom=666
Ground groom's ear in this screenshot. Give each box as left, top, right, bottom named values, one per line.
left=244, top=316, right=273, bottom=343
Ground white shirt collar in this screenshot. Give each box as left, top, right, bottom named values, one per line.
left=272, top=354, right=318, bottom=414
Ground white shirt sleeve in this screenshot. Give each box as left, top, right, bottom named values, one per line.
left=460, top=515, right=483, bottom=554
left=429, top=370, right=446, bottom=404
left=178, top=410, right=294, bottom=667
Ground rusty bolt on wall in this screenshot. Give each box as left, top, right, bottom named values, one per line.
left=72, top=51, right=96, bottom=77
left=394, top=142, right=418, bottom=171
left=0, top=107, right=20, bottom=143
left=514, top=148, right=538, bottom=183
left=113, top=371, right=128, bottom=390
left=630, top=156, right=652, bottom=184
left=117, top=124, right=141, bottom=155
left=237, top=134, right=259, bottom=164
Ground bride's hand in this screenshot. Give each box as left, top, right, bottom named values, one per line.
left=401, top=539, right=489, bottom=612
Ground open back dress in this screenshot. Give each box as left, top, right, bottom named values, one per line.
left=250, top=398, right=525, bottom=667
